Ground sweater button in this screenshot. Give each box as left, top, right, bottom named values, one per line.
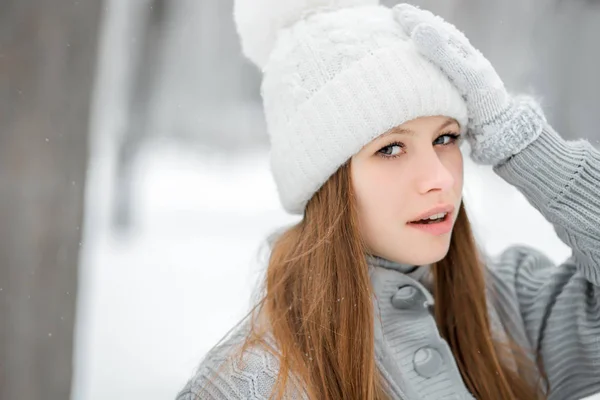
left=413, top=346, right=444, bottom=378
left=391, top=285, right=422, bottom=309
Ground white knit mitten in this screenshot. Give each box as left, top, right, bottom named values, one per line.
left=393, top=4, right=547, bottom=165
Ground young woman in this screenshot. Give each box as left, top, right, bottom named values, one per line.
left=177, top=2, right=600, bottom=399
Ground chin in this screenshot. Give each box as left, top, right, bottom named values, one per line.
left=402, top=240, right=451, bottom=266
left=409, top=253, right=447, bottom=267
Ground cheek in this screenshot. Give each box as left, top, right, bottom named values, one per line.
left=443, top=148, right=464, bottom=192
left=457, top=151, right=464, bottom=189
left=356, top=164, right=404, bottom=210
left=352, top=163, right=408, bottom=243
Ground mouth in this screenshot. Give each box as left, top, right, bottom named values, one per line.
left=407, top=208, right=454, bottom=236
left=408, top=204, right=455, bottom=223
left=408, top=211, right=450, bottom=225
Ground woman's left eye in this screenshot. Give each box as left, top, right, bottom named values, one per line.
left=434, top=132, right=461, bottom=146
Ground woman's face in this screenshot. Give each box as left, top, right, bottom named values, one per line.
left=350, top=116, right=464, bottom=266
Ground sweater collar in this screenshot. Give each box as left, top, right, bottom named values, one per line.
left=366, top=254, right=434, bottom=292
left=366, top=254, right=419, bottom=273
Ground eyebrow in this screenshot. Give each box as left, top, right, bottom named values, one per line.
left=382, top=118, right=457, bottom=136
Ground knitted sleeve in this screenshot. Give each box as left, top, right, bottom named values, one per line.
left=488, top=125, right=600, bottom=399
left=174, top=332, right=308, bottom=400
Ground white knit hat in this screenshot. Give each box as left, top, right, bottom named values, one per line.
left=234, top=0, right=468, bottom=214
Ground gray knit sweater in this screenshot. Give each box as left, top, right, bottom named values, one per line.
left=176, top=125, right=600, bottom=399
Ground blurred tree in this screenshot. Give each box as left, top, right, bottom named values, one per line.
left=0, top=1, right=102, bottom=399
left=151, top=0, right=265, bottom=149
left=112, top=0, right=265, bottom=231
left=533, top=0, right=600, bottom=141
left=113, top=0, right=168, bottom=230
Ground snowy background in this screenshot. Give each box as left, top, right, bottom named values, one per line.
left=67, top=0, right=600, bottom=399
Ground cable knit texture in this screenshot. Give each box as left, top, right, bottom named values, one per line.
left=236, top=1, right=469, bottom=214
left=176, top=125, right=600, bottom=399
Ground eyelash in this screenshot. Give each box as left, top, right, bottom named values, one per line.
left=376, top=132, right=462, bottom=160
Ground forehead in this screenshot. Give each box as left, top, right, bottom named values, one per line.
left=382, top=116, right=458, bottom=137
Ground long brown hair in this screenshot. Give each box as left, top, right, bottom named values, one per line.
left=239, top=161, right=547, bottom=399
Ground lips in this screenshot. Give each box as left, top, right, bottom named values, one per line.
left=408, top=204, right=455, bottom=223
left=407, top=211, right=454, bottom=235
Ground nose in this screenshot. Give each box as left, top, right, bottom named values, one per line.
left=414, top=149, right=455, bottom=194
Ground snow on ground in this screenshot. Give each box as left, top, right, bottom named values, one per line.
left=71, top=140, right=599, bottom=400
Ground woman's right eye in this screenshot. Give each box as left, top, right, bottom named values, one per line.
left=377, top=142, right=404, bottom=159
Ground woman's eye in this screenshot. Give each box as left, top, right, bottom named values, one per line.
left=434, top=133, right=460, bottom=146
left=378, top=143, right=403, bottom=157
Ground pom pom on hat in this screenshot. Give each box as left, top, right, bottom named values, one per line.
left=233, top=0, right=379, bottom=68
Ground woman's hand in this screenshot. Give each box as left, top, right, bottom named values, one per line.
left=393, top=4, right=547, bottom=165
